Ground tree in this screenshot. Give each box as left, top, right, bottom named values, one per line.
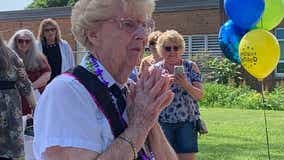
left=67, top=0, right=78, bottom=6
left=27, top=0, right=78, bottom=8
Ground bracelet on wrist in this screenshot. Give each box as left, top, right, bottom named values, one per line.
left=118, top=135, right=137, bottom=159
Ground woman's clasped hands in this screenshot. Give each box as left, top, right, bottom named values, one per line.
left=126, top=67, right=174, bottom=132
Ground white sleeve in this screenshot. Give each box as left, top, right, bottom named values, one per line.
left=36, top=40, right=43, bottom=53
left=33, top=76, right=111, bottom=159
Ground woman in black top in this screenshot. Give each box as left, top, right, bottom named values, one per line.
left=37, top=18, right=75, bottom=83
left=42, top=40, right=61, bottom=83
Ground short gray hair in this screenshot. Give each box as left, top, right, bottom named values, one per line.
left=71, top=0, right=156, bottom=50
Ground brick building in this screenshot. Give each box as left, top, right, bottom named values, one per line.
left=0, top=0, right=283, bottom=81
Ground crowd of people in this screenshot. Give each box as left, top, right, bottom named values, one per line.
left=0, top=17, right=75, bottom=160
left=0, top=0, right=204, bottom=160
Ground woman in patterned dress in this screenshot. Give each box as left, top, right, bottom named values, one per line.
left=0, top=35, right=35, bottom=160
left=154, top=30, right=204, bottom=160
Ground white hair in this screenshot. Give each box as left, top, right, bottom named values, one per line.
left=71, top=0, right=156, bottom=50
left=8, top=29, right=46, bottom=70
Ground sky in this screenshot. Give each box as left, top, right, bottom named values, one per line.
left=1, top=0, right=33, bottom=12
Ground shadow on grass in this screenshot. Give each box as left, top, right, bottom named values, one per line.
left=198, top=143, right=283, bottom=160
left=205, top=132, right=256, bottom=142
left=198, top=133, right=284, bottom=160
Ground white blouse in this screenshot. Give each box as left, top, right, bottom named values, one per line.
left=33, top=59, right=125, bottom=159
left=37, top=39, right=75, bottom=73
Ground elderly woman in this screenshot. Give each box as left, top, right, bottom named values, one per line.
left=154, top=30, right=203, bottom=160
left=8, top=29, right=51, bottom=116
left=0, top=35, right=35, bottom=160
left=37, top=18, right=75, bottom=83
left=34, top=0, right=178, bottom=160
left=139, top=30, right=163, bottom=74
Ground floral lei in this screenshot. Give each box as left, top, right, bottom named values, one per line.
left=85, top=54, right=109, bottom=86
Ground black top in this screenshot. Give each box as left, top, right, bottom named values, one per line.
left=42, top=42, right=62, bottom=83
left=0, top=80, right=16, bottom=90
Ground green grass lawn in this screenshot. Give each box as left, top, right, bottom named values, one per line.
left=197, top=108, right=284, bottom=160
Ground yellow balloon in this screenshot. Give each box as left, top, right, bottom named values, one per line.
left=239, top=29, right=280, bottom=80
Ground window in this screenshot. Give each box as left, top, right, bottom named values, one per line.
left=208, top=34, right=221, bottom=53
left=275, top=28, right=284, bottom=77
left=183, top=34, right=222, bottom=56
left=182, top=35, right=190, bottom=59
left=183, top=35, right=190, bottom=54
left=191, top=35, right=206, bottom=54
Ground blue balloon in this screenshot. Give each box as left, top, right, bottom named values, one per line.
left=224, top=0, right=265, bottom=29
left=218, top=20, right=248, bottom=64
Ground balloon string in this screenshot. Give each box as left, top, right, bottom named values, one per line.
left=260, top=81, right=271, bottom=160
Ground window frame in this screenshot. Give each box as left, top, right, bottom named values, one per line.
left=275, top=28, right=284, bottom=78
left=183, top=34, right=222, bottom=56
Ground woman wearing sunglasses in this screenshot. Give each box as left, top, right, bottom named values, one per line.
left=37, top=18, right=75, bottom=83
left=9, top=29, right=51, bottom=116
left=9, top=29, right=51, bottom=160
left=154, top=30, right=204, bottom=160
left=0, top=35, right=35, bottom=160
left=139, top=30, right=163, bottom=75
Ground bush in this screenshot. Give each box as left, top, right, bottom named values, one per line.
left=206, top=57, right=243, bottom=85
left=200, top=83, right=284, bottom=110
left=265, top=87, right=284, bottom=110
left=188, top=54, right=243, bottom=86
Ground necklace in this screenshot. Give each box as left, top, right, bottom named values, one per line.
left=47, top=43, right=56, bottom=48
left=85, top=54, right=109, bottom=86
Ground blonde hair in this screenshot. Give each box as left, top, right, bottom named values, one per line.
left=38, top=18, right=62, bottom=43
left=156, top=30, right=185, bottom=56
left=147, top=30, right=162, bottom=46
left=71, top=0, right=156, bottom=50
left=8, top=29, right=47, bottom=71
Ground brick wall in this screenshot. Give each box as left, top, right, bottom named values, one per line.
left=0, top=18, right=75, bottom=50
left=154, top=9, right=221, bottom=34
left=0, top=17, right=77, bottom=62
left=0, top=8, right=222, bottom=48
left=278, top=20, right=284, bottom=29
left=0, top=8, right=283, bottom=65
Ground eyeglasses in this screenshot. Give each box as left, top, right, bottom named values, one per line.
left=100, top=17, right=155, bottom=35
left=44, top=28, right=57, bottom=33
left=149, top=41, right=156, bottom=46
left=164, top=46, right=179, bottom=52
left=16, top=39, right=31, bottom=44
